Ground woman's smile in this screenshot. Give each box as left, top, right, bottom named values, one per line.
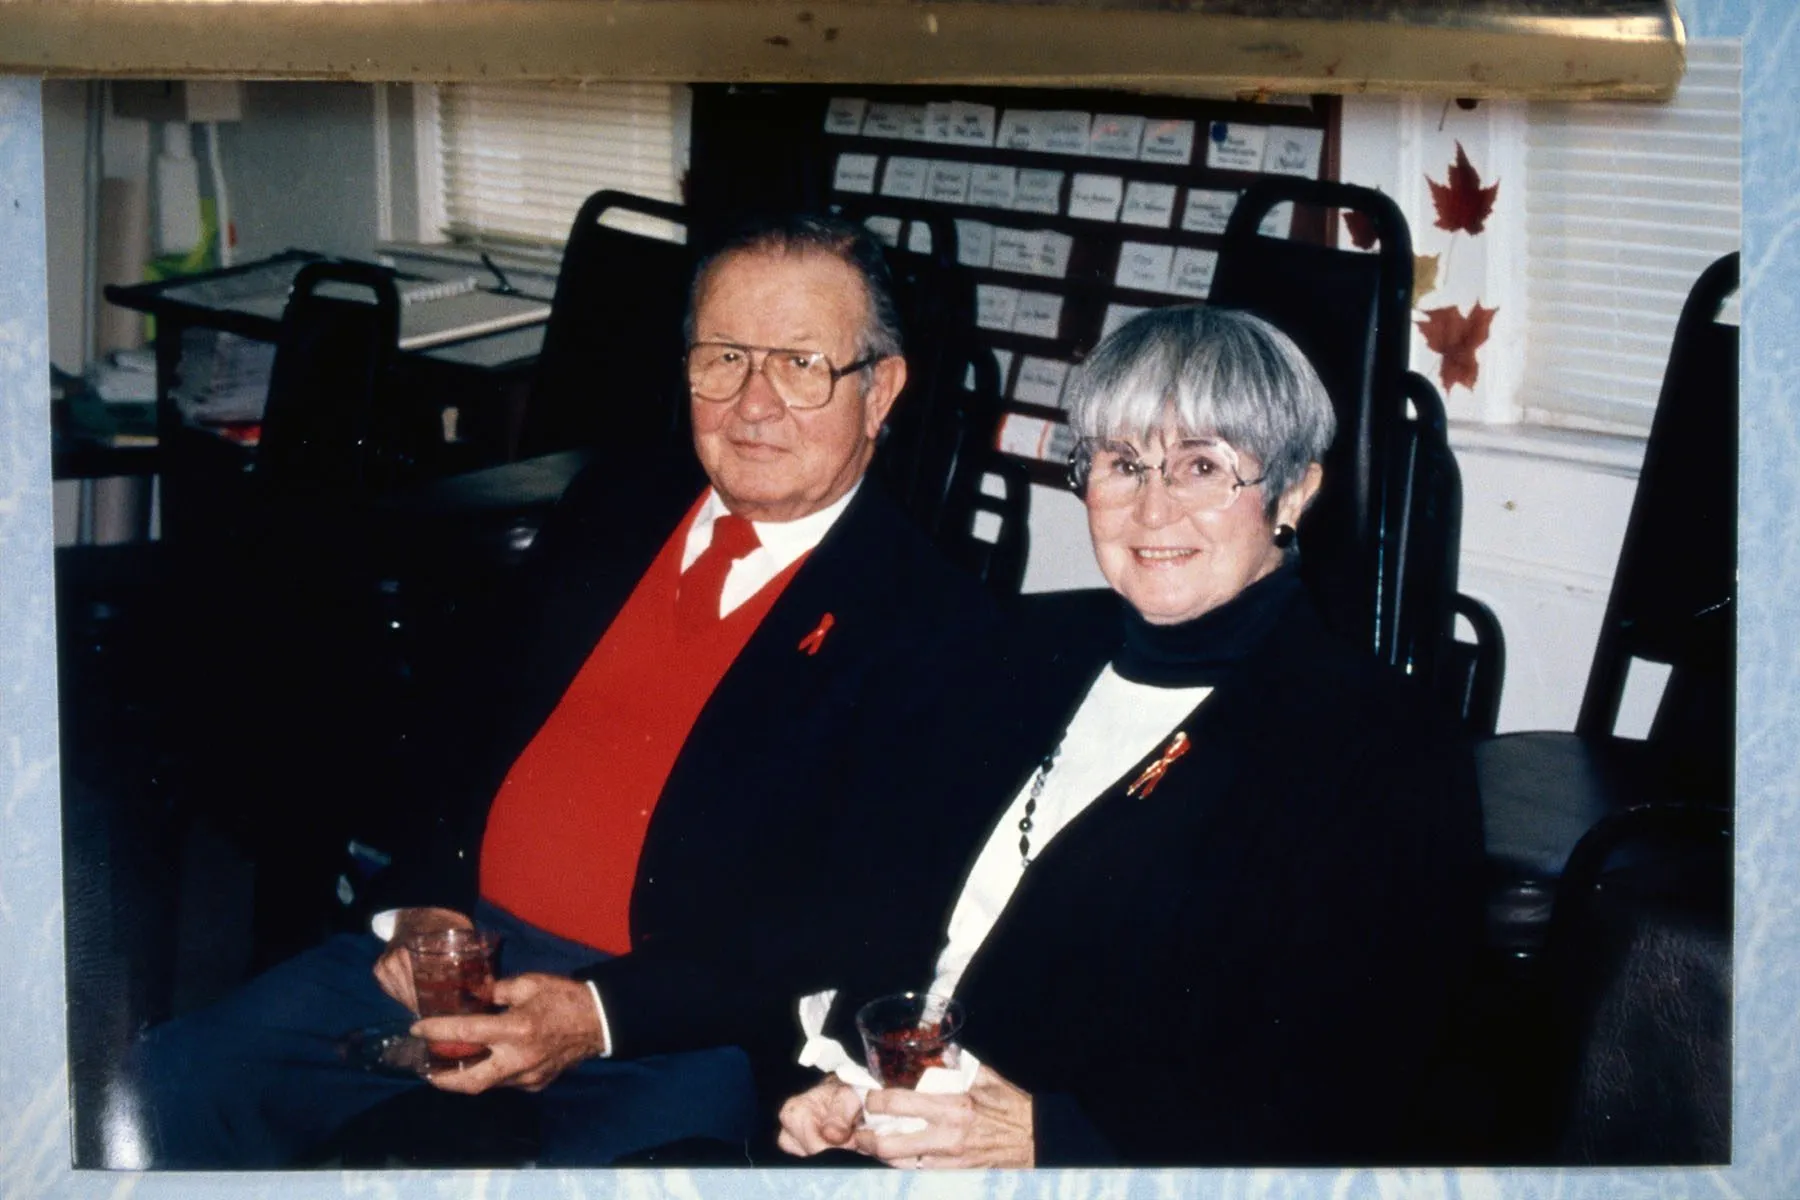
left=1130, top=545, right=1203, bottom=567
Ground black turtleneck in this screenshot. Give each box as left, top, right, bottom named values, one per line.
left=1111, top=560, right=1303, bottom=688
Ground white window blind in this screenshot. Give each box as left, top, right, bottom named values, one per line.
left=429, top=82, right=682, bottom=248
left=1520, top=40, right=1740, bottom=434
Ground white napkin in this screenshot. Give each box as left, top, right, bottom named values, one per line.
left=796, top=990, right=982, bottom=1134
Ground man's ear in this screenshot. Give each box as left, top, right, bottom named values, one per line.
left=1276, top=461, right=1325, bottom=528
left=861, top=356, right=908, bottom=439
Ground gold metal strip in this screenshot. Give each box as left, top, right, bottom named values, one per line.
left=0, top=0, right=1684, bottom=100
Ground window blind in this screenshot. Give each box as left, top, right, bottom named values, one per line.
left=1520, top=40, right=1740, bottom=434
left=431, top=82, right=682, bottom=248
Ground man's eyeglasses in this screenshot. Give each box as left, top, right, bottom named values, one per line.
left=686, top=342, right=882, bottom=412
left=1069, top=438, right=1266, bottom=513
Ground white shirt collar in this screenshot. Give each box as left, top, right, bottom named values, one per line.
left=681, top=481, right=862, bottom=617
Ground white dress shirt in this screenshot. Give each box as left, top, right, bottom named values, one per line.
left=376, top=481, right=861, bottom=1055
left=683, top=484, right=857, bottom=618
left=797, top=665, right=1211, bottom=1061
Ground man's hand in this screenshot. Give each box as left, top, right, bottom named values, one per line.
left=411, top=973, right=607, bottom=1094
left=852, top=1064, right=1035, bottom=1169
left=372, top=906, right=474, bottom=1013
left=776, top=1076, right=865, bottom=1157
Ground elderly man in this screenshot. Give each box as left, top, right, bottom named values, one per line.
left=136, top=214, right=996, bottom=1167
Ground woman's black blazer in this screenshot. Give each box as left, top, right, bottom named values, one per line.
left=806, top=587, right=1485, bottom=1166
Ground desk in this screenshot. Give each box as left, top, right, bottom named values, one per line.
left=102, top=252, right=552, bottom=539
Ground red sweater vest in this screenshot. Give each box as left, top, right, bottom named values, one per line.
left=478, top=498, right=805, bottom=952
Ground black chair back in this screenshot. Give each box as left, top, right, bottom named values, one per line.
left=1211, top=178, right=1417, bottom=668
left=1541, top=804, right=1731, bottom=1163
left=935, top=452, right=1032, bottom=598
left=519, top=190, right=694, bottom=459
left=867, top=218, right=1026, bottom=596
left=1576, top=253, right=1738, bottom=787
left=257, top=260, right=402, bottom=494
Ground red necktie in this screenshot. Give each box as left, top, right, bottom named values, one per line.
left=676, top=512, right=761, bottom=633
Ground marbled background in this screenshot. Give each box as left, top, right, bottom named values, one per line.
left=3, top=0, right=1793, bottom=1193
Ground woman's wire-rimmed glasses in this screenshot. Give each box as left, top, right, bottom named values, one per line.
left=686, top=341, right=882, bottom=411
left=1068, top=437, right=1266, bottom=513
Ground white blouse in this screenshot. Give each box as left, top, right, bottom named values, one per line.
left=797, top=664, right=1210, bottom=1057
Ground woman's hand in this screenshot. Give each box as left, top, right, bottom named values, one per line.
left=776, top=1076, right=866, bottom=1157
left=854, top=1064, right=1035, bottom=1169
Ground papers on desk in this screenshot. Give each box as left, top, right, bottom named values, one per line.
left=147, top=256, right=552, bottom=352
left=171, top=329, right=275, bottom=425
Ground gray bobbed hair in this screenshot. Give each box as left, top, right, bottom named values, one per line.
left=1065, top=304, right=1336, bottom=517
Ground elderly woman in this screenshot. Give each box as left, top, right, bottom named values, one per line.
left=772, top=305, right=1483, bottom=1167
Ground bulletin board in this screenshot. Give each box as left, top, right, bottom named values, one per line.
left=809, top=86, right=1336, bottom=481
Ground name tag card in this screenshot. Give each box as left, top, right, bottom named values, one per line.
left=1101, top=302, right=1149, bottom=339
left=1013, top=169, right=1064, bottom=215
left=1140, top=118, right=1196, bottom=165
left=1088, top=113, right=1146, bottom=160
left=1042, top=111, right=1093, bottom=156
left=976, top=283, right=1021, bottom=331
left=995, top=109, right=1038, bottom=151
left=955, top=219, right=995, bottom=269
left=832, top=153, right=879, bottom=194
left=948, top=102, right=999, bottom=148
left=1262, top=126, right=1325, bottom=178
left=1068, top=173, right=1125, bottom=222
left=898, top=106, right=930, bottom=142
left=991, top=227, right=1041, bottom=275
left=1033, top=230, right=1074, bottom=278
left=1012, top=291, right=1065, bottom=339
left=1205, top=121, right=1269, bottom=173
left=926, top=160, right=973, bottom=204
left=969, top=165, right=1018, bottom=209
left=906, top=221, right=934, bottom=254
left=1180, top=188, right=1239, bottom=235
left=1259, top=201, right=1296, bottom=238
left=824, top=97, right=867, bottom=136
left=862, top=215, right=902, bottom=247
left=880, top=156, right=930, bottom=199
left=862, top=103, right=910, bottom=140
left=997, top=412, right=1055, bottom=459
left=1120, top=181, right=1179, bottom=228
left=1168, top=247, right=1220, bottom=298
left=1115, top=241, right=1175, bottom=293
left=1013, top=356, right=1072, bottom=408
left=924, top=102, right=955, bottom=144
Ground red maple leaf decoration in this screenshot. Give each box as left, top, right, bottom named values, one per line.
left=1416, top=302, right=1498, bottom=393
left=1342, top=209, right=1379, bottom=250
left=1428, top=142, right=1499, bottom=236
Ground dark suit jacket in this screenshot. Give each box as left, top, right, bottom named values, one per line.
left=368, top=448, right=997, bottom=1062
left=795, top=586, right=1484, bottom=1166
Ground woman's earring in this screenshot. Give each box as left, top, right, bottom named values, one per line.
left=1272, top=524, right=1296, bottom=549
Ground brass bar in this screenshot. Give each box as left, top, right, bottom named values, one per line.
left=0, top=0, right=1684, bottom=99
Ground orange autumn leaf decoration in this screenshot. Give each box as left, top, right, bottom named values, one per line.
left=1342, top=209, right=1379, bottom=250
left=1428, top=142, right=1499, bottom=236
left=1416, top=302, right=1498, bottom=393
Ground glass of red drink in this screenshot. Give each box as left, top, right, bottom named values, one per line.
left=405, top=927, right=502, bottom=1071
left=854, top=992, right=965, bottom=1089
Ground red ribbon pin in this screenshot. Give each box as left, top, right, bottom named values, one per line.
left=1125, top=731, right=1191, bottom=798
left=797, top=613, right=835, bottom=656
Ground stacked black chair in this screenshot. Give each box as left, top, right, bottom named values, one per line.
left=1536, top=804, right=1732, bottom=1164
left=1476, top=251, right=1739, bottom=967
left=871, top=216, right=1028, bottom=597
left=1211, top=176, right=1501, bottom=726
left=517, top=190, right=694, bottom=461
